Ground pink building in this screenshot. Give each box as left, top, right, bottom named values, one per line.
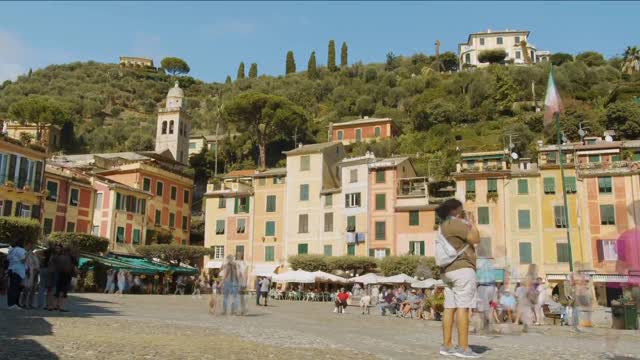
left=329, top=117, right=400, bottom=145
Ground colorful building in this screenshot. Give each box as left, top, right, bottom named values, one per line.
left=251, top=168, right=286, bottom=274
left=43, top=165, right=96, bottom=236
left=329, top=117, right=399, bottom=145
left=5, top=122, right=61, bottom=153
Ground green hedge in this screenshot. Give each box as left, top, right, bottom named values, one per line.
left=379, top=256, right=440, bottom=278
left=288, top=255, right=378, bottom=273
left=0, top=216, right=41, bottom=245
left=49, top=232, right=110, bottom=254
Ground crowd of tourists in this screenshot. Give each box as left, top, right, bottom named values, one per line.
left=4, top=237, right=78, bottom=312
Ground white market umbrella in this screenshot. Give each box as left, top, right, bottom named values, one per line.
left=380, top=273, right=417, bottom=284
left=313, top=271, right=350, bottom=283
left=351, top=273, right=383, bottom=285
left=272, top=270, right=315, bottom=284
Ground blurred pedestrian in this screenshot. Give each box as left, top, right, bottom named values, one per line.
left=220, top=255, right=241, bottom=315
left=19, top=246, right=40, bottom=308
left=51, top=245, right=77, bottom=312
left=7, top=237, right=33, bottom=310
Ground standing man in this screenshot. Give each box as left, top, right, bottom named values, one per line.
left=258, top=276, right=271, bottom=307
left=7, top=237, right=32, bottom=310
left=436, top=199, right=482, bottom=358
left=235, top=253, right=248, bottom=315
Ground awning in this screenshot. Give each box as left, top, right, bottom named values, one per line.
left=80, top=253, right=159, bottom=274
left=207, top=261, right=223, bottom=269
left=251, top=263, right=280, bottom=277
left=110, top=255, right=198, bottom=275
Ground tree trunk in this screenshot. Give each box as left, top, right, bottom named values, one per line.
left=259, top=141, right=267, bottom=170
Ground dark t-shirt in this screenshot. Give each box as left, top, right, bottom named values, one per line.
left=440, top=218, right=476, bottom=272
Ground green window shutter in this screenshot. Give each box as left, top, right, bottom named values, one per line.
left=589, top=154, right=601, bottom=163
left=375, top=193, right=386, bottom=210
left=556, top=243, right=570, bottom=263
left=369, top=249, right=375, bottom=257
left=43, top=218, right=53, bottom=235
left=115, top=193, right=122, bottom=210
left=265, top=221, right=275, bottom=236
left=598, top=177, right=612, bottom=194
left=487, top=179, right=498, bottom=193
left=519, top=242, right=532, bottom=264
left=565, top=176, right=577, bottom=193
left=634, top=152, right=640, bottom=161
left=543, top=177, right=556, bottom=194
left=298, top=243, right=308, bottom=255
left=133, top=229, right=141, bottom=245
left=347, top=216, right=356, bottom=232
left=155, top=210, right=161, bottom=225
left=375, top=221, right=386, bottom=240
left=265, top=246, right=275, bottom=261
left=385, top=248, right=391, bottom=256
left=612, top=154, right=622, bottom=162
left=216, top=220, right=225, bottom=234
left=517, top=179, right=528, bottom=194
left=324, top=245, right=333, bottom=256
left=116, top=227, right=125, bottom=243
left=375, top=127, right=381, bottom=137
left=234, top=198, right=239, bottom=214
left=477, top=207, right=490, bottom=225
left=554, top=206, right=567, bottom=228
left=325, top=194, right=333, bottom=206
left=347, top=244, right=355, bottom=256
left=409, top=211, right=420, bottom=226
left=466, top=180, right=476, bottom=193
left=518, top=210, right=531, bottom=229
left=600, top=205, right=615, bottom=225
left=266, top=195, right=276, bottom=212
left=420, top=241, right=425, bottom=256
left=300, top=184, right=309, bottom=201
left=143, top=178, right=151, bottom=192
left=376, top=170, right=385, bottom=183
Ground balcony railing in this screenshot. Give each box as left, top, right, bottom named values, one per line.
left=398, top=177, right=428, bottom=197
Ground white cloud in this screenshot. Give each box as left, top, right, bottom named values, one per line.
left=0, top=30, right=29, bottom=82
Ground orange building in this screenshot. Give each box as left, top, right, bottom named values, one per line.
left=329, top=117, right=400, bottom=145
left=43, top=165, right=95, bottom=236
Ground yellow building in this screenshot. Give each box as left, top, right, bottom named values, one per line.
left=5, top=122, right=61, bottom=153
left=43, top=165, right=96, bottom=236
left=0, top=137, right=46, bottom=222
left=251, top=168, right=286, bottom=275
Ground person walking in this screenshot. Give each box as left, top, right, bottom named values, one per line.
left=534, top=277, right=546, bottom=325
left=20, top=246, right=40, bottom=308
left=116, top=269, right=127, bottom=296
left=436, top=199, right=482, bottom=358
left=258, top=276, right=271, bottom=307
left=220, top=255, right=241, bottom=315
left=51, top=246, right=76, bottom=312
left=515, top=265, right=538, bottom=333
left=7, top=237, right=33, bottom=310
left=37, top=246, right=52, bottom=309
left=192, top=276, right=202, bottom=299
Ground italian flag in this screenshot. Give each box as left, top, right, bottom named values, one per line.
left=544, top=66, right=564, bottom=125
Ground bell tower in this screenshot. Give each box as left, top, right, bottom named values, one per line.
left=155, top=81, right=191, bottom=164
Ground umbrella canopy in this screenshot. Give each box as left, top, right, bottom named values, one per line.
left=411, top=278, right=444, bottom=289
left=351, top=273, right=384, bottom=285
left=380, top=273, right=417, bottom=284
left=313, top=271, right=350, bottom=283
left=272, top=270, right=316, bottom=284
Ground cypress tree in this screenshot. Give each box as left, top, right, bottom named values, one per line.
left=286, top=51, right=296, bottom=75
left=341, top=42, right=348, bottom=68
left=249, top=63, right=258, bottom=78
left=327, top=40, right=337, bottom=71
left=225, top=75, right=232, bottom=84
left=237, top=62, right=245, bottom=80
left=307, top=51, right=318, bottom=79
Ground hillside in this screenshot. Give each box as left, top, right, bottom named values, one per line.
left=1, top=52, right=639, bottom=179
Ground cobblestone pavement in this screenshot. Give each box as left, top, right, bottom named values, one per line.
left=1, top=293, right=639, bottom=360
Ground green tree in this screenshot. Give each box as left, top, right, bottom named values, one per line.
left=328, top=40, right=337, bottom=72
left=605, top=101, right=640, bottom=139
left=289, top=254, right=330, bottom=272
left=237, top=62, right=245, bottom=80
left=223, top=93, right=308, bottom=169
left=341, top=41, right=348, bottom=68
left=622, top=46, right=640, bottom=75
left=440, top=52, right=459, bottom=72
left=225, top=75, right=232, bottom=84
left=385, top=52, right=400, bottom=71
left=136, top=244, right=211, bottom=266
left=0, top=217, right=41, bottom=246
left=307, top=51, right=318, bottom=79
left=249, top=63, right=258, bottom=78
left=160, top=57, right=190, bottom=76
left=8, top=96, right=69, bottom=142
left=49, top=232, right=109, bottom=254
left=478, top=49, right=508, bottom=64
left=286, top=51, right=296, bottom=75
left=550, top=53, right=574, bottom=66
left=493, top=67, right=518, bottom=114
left=575, top=51, right=606, bottom=67
left=355, top=95, right=376, bottom=117
left=379, top=256, right=439, bottom=278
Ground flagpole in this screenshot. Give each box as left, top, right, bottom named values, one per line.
left=555, top=111, right=574, bottom=273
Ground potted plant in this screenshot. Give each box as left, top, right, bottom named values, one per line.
left=486, top=192, right=499, bottom=203
left=465, top=192, right=476, bottom=202
left=5, top=180, right=15, bottom=189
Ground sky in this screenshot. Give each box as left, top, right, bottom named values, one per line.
left=0, top=1, right=638, bottom=83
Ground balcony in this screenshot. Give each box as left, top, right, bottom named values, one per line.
left=206, top=179, right=253, bottom=195
left=397, top=177, right=429, bottom=208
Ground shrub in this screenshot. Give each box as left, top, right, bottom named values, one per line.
left=49, top=232, right=110, bottom=254
left=289, top=254, right=331, bottom=272
left=287, top=255, right=378, bottom=273
left=136, top=244, right=209, bottom=265
left=0, top=216, right=41, bottom=246
left=379, top=255, right=440, bottom=278
left=478, top=49, right=507, bottom=64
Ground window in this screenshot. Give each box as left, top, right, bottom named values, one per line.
left=374, top=127, right=381, bottom=137
left=300, top=155, right=310, bottom=171
left=346, top=216, right=356, bottom=232
left=477, top=237, right=492, bottom=257
left=218, top=197, right=226, bottom=208
left=265, top=221, right=276, bottom=236
left=169, top=120, right=174, bottom=134
left=69, top=188, right=79, bottom=206
left=350, top=169, right=358, bottom=183
left=211, top=246, right=224, bottom=259
left=184, top=190, right=190, bottom=204
left=597, top=240, right=618, bottom=261
left=479, top=38, right=485, bottom=45
left=265, top=246, right=275, bottom=261
left=554, top=206, right=567, bottom=228
left=92, top=225, right=100, bottom=236
left=236, top=218, right=246, bottom=233
left=478, top=207, right=490, bottom=225
left=543, top=177, right=556, bottom=194
left=515, top=51, right=521, bottom=59
left=556, top=242, right=570, bottom=263
left=518, top=210, right=531, bottom=229
left=234, top=197, right=249, bottom=213
left=143, top=177, right=151, bottom=192
left=216, top=220, right=225, bottom=235
left=298, top=214, right=309, bottom=233
left=376, top=170, right=385, bottom=183
left=514, top=36, right=520, bottom=44
left=324, top=212, right=333, bottom=232
left=189, top=142, right=197, bottom=149
left=345, top=193, right=361, bottom=208
left=46, top=181, right=58, bottom=201
left=323, top=245, right=332, bottom=256
left=347, top=244, right=356, bottom=256
left=298, top=243, right=308, bottom=255
left=260, top=195, right=275, bottom=213
left=43, top=218, right=53, bottom=235
left=465, top=180, right=476, bottom=194
left=409, top=211, right=420, bottom=226
left=325, top=194, right=333, bottom=207
left=337, top=130, right=344, bottom=141
left=373, top=248, right=390, bottom=259
left=299, top=184, right=309, bottom=201
left=465, top=53, right=471, bottom=63
left=589, top=155, right=601, bottom=163
left=355, top=129, right=362, bottom=142
left=273, top=176, right=285, bottom=184
left=231, top=245, right=243, bottom=261
left=519, top=242, right=532, bottom=264
left=564, top=176, right=577, bottom=194
left=169, top=213, right=176, bottom=228
left=375, top=221, right=386, bottom=240
left=170, top=186, right=177, bottom=200
left=375, top=193, right=386, bottom=210
left=133, top=229, right=141, bottom=245
left=116, top=226, right=125, bottom=243
left=156, top=181, right=164, bottom=196
left=517, top=179, right=528, bottom=194
left=409, top=241, right=425, bottom=256
left=612, top=154, right=622, bottom=162
left=598, top=177, right=613, bottom=194
left=95, top=192, right=104, bottom=210
left=487, top=179, right=498, bottom=193
left=600, top=205, right=616, bottom=225
left=497, top=37, right=503, bottom=45
left=161, top=121, right=167, bottom=134
left=155, top=210, right=162, bottom=226
left=182, top=216, right=188, bottom=231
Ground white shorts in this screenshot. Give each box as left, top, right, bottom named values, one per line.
left=443, top=268, right=477, bottom=309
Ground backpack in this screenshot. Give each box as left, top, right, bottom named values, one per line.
left=435, top=224, right=470, bottom=267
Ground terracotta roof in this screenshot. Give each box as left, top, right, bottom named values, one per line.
left=225, top=169, right=256, bottom=178
left=283, top=142, right=341, bottom=156
left=252, top=168, right=286, bottom=177
left=331, top=117, right=394, bottom=127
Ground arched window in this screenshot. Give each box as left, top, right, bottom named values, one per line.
left=162, top=121, right=167, bottom=134
left=169, top=120, right=174, bottom=134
